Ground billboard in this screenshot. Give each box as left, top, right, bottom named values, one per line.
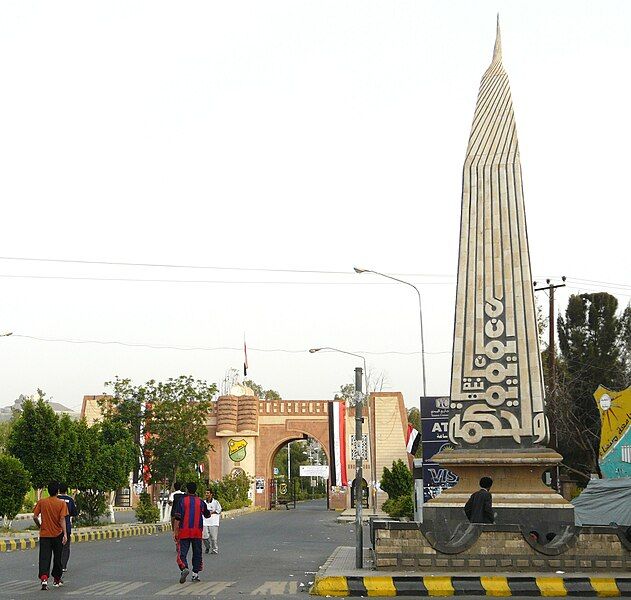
left=420, top=396, right=458, bottom=502
left=594, top=385, right=631, bottom=479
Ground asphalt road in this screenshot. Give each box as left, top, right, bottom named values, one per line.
left=0, top=499, right=357, bottom=599
left=0, top=502, right=582, bottom=599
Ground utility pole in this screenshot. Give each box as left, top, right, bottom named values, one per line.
left=534, top=276, right=566, bottom=493
left=354, top=366, right=364, bottom=569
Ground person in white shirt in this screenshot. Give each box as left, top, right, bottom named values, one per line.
left=202, top=489, right=222, bottom=555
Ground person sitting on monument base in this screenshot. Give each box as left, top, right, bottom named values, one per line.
left=464, top=476, right=495, bottom=524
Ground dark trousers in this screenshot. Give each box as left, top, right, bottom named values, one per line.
left=176, top=538, right=203, bottom=573
left=61, top=537, right=71, bottom=570
left=39, top=534, right=64, bottom=581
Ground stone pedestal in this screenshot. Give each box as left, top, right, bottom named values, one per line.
left=425, top=447, right=574, bottom=536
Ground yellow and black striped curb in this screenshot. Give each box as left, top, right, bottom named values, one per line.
left=310, top=575, right=631, bottom=597
left=0, top=523, right=172, bottom=553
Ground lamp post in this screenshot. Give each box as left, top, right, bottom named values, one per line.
left=354, top=267, right=427, bottom=521
left=309, top=347, right=368, bottom=568
left=353, top=268, right=427, bottom=398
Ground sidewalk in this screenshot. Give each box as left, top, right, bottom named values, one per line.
left=310, top=546, right=631, bottom=597
left=1, top=506, right=262, bottom=553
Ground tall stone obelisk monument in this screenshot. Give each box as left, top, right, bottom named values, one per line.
left=428, top=19, right=574, bottom=528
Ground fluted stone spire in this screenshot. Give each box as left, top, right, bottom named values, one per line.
left=448, top=19, right=549, bottom=450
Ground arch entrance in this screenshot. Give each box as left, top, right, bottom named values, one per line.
left=269, top=436, right=328, bottom=509
left=201, top=393, right=410, bottom=512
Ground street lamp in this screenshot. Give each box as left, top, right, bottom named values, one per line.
left=310, top=347, right=378, bottom=517
left=354, top=267, right=427, bottom=522
left=353, top=268, right=427, bottom=397
left=309, top=347, right=367, bottom=389
left=309, top=346, right=368, bottom=568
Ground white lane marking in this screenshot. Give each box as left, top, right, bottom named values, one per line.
left=250, top=581, right=298, bottom=595
left=0, top=580, right=33, bottom=593
left=155, top=581, right=235, bottom=595
left=68, top=581, right=149, bottom=595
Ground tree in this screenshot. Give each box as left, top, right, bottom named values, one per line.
left=552, top=293, right=630, bottom=482
left=101, top=377, right=150, bottom=486
left=334, top=369, right=389, bottom=403
left=0, top=454, right=30, bottom=525
left=70, top=418, right=135, bottom=525
left=144, top=376, right=216, bottom=485
left=7, top=392, right=71, bottom=490
left=243, top=380, right=282, bottom=400
left=0, top=420, right=13, bottom=454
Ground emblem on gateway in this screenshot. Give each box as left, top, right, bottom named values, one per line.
left=228, top=438, right=247, bottom=462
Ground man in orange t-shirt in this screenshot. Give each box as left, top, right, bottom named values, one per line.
left=33, top=481, right=69, bottom=591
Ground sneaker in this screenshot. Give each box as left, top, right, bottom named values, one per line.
left=191, top=573, right=200, bottom=582
left=211, top=549, right=218, bottom=554
left=179, top=568, right=189, bottom=584
left=205, top=548, right=209, bottom=554
left=62, top=569, right=67, bottom=573
left=53, top=581, right=63, bottom=588
left=41, top=580, right=48, bottom=591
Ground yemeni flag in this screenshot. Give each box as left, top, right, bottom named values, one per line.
left=328, top=401, right=348, bottom=486
left=406, top=423, right=421, bottom=455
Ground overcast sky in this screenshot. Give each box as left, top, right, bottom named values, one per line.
left=1, top=1, right=630, bottom=411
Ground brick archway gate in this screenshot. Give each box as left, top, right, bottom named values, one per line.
left=207, top=397, right=332, bottom=509
left=205, top=393, right=410, bottom=511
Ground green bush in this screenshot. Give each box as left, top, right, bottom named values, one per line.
left=380, top=459, right=414, bottom=520
left=380, top=459, right=413, bottom=500
left=21, top=497, right=35, bottom=513
left=135, top=491, right=160, bottom=523
left=75, top=490, right=107, bottom=526
left=211, top=471, right=252, bottom=511
left=0, top=454, right=31, bottom=523
left=385, top=493, right=414, bottom=520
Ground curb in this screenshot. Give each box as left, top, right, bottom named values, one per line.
left=0, top=523, right=172, bottom=553
left=310, top=575, right=631, bottom=597
left=11, top=506, right=134, bottom=521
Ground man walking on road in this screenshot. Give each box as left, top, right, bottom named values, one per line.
left=57, top=484, right=77, bottom=573
left=33, top=481, right=69, bottom=591
left=173, top=482, right=210, bottom=584
left=202, top=489, right=222, bottom=555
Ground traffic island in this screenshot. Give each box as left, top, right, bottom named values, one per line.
left=310, top=547, right=631, bottom=597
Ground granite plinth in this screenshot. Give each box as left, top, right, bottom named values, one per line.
left=372, top=520, right=631, bottom=572
left=426, top=447, right=574, bottom=534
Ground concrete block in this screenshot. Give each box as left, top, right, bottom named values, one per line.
left=516, top=560, right=529, bottom=567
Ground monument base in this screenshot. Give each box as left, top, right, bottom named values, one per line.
left=425, top=447, right=574, bottom=535
left=371, top=520, right=631, bottom=572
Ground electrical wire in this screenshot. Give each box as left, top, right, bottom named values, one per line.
left=0, top=274, right=455, bottom=285
left=8, top=334, right=451, bottom=355
left=0, top=255, right=454, bottom=278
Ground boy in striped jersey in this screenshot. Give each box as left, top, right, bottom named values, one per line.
left=172, top=482, right=211, bottom=583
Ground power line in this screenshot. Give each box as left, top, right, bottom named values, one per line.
left=8, top=334, right=451, bottom=355
left=0, top=255, right=454, bottom=278
left=0, top=274, right=455, bottom=285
